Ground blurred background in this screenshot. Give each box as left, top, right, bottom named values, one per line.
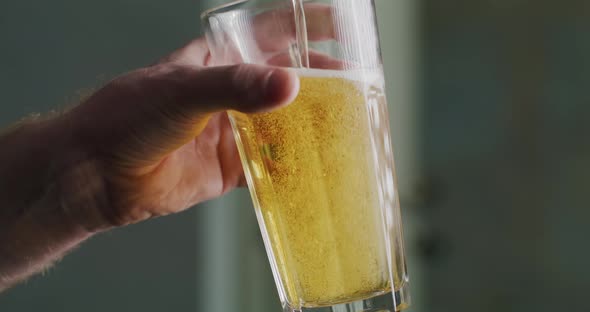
left=1, top=0, right=589, bottom=311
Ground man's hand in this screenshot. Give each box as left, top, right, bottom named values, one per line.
left=63, top=3, right=336, bottom=230
left=0, top=3, right=337, bottom=291
left=62, top=38, right=299, bottom=230
left=0, top=38, right=298, bottom=290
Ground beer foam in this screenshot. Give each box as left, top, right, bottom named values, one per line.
left=291, top=67, right=385, bottom=86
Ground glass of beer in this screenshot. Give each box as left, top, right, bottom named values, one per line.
left=202, top=1, right=410, bottom=311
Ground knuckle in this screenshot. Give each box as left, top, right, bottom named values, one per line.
left=228, top=64, right=265, bottom=102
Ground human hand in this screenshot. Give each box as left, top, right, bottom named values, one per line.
left=0, top=4, right=342, bottom=290
left=57, top=3, right=340, bottom=231
left=56, top=38, right=299, bottom=230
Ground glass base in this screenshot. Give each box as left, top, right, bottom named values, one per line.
left=283, top=287, right=410, bottom=312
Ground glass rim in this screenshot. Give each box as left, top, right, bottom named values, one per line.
left=200, top=0, right=246, bottom=20
left=200, top=0, right=308, bottom=20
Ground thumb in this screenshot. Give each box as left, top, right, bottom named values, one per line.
left=176, top=63, right=300, bottom=114
left=72, top=64, right=299, bottom=170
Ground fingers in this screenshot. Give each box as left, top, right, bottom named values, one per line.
left=161, top=3, right=336, bottom=68
left=157, top=37, right=211, bottom=66
left=253, top=3, right=335, bottom=52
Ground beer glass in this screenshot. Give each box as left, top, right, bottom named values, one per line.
left=202, top=1, right=410, bottom=311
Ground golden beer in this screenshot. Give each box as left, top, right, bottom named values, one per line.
left=230, top=69, right=392, bottom=308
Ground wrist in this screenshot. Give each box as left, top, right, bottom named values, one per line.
left=0, top=115, right=105, bottom=289
left=39, top=114, right=116, bottom=233
left=56, top=152, right=115, bottom=233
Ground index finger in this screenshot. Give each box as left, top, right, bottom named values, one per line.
left=158, top=37, right=211, bottom=66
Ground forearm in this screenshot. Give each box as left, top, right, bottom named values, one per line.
left=0, top=182, right=90, bottom=291
left=0, top=116, right=106, bottom=291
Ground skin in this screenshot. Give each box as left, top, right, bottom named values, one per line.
left=0, top=4, right=338, bottom=292
left=0, top=38, right=299, bottom=291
